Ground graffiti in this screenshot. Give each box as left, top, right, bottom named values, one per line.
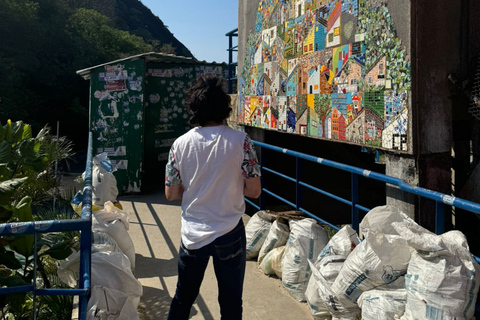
left=240, top=0, right=411, bottom=151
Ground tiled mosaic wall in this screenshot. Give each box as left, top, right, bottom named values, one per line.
left=238, top=0, right=411, bottom=151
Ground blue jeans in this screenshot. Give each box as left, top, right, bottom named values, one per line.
left=167, top=219, right=247, bottom=320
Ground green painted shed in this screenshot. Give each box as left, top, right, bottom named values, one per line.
left=77, top=52, right=228, bottom=193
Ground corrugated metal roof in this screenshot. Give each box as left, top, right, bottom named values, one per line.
left=76, top=52, right=227, bottom=79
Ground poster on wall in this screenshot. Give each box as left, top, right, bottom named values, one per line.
left=239, top=0, right=411, bottom=152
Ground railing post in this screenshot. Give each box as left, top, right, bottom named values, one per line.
left=351, top=173, right=360, bottom=233
left=296, top=157, right=302, bottom=211
left=260, top=147, right=265, bottom=210
left=435, top=201, right=445, bottom=234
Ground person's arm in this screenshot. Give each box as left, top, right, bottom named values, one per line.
left=165, top=184, right=184, bottom=201
left=165, top=147, right=184, bottom=201
left=244, top=176, right=261, bottom=198
left=242, top=134, right=262, bottom=198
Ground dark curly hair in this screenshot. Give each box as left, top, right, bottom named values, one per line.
left=185, top=74, right=232, bottom=126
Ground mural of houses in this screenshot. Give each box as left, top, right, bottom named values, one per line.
left=278, top=96, right=288, bottom=131
left=286, top=65, right=298, bottom=95
left=384, top=90, right=408, bottom=127
left=270, top=96, right=279, bottom=129
left=314, top=23, right=327, bottom=51
left=345, top=105, right=365, bottom=144
left=293, top=0, right=306, bottom=18
left=307, top=67, right=321, bottom=94
left=256, top=74, right=265, bottom=96
left=264, top=74, right=272, bottom=95
left=303, top=26, right=316, bottom=55
left=333, top=44, right=351, bottom=76
left=254, top=42, right=263, bottom=64
left=351, top=92, right=362, bottom=112
left=365, top=56, right=387, bottom=88
left=272, top=68, right=287, bottom=96
left=338, top=113, right=346, bottom=140
left=297, top=66, right=309, bottom=95
left=340, top=12, right=357, bottom=45
left=364, top=108, right=384, bottom=147
left=326, top=2, right=342, bottom=48
left=382, top=107, right=408, bottom=151
left=334, top=57, right=363, bottom=93
left=363, top=89, right=385, bottom=120
left=320, top=65, right=333, bottom=94
left=262, top=26, right=277, bottom=47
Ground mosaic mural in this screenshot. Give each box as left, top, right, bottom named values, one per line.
left=238, top=0, right=411, bottom=151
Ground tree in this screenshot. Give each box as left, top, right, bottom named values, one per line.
left=314, top=94, right=332, bottom=138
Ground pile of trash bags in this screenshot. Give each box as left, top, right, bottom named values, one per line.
left=61, top=153, right=142, bottom=319
left=245, top=206, right=480, bottom=319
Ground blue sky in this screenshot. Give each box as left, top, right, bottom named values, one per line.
left=140, top=0, right=239, bottom=63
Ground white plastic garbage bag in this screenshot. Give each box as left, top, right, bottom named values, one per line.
left=393, top=221, right=480, bottom=320
left=306, top=226, right=361, bottom=319
left=359, top=205, right=413, bottom=239
left=87, top=286, right=140, bottom=320
left=318, top=225, right=361, bottom=259
left=90, top=152, right=118, bottom=207
left=245, top=211, right=276, bottom=259
left=282, top=218, right=329, bottom=301
left=331, top=233, right=411, bottom=308
left=59, top=252, right=142, bottom=306
left=357, top=289, right=407, bottom=320
left=92, top=231, right=122, bottom=254
left=92, top=201, right=135, bottom=271
left=309, top=259, right=360, bottom=319
left=259, top=245, right=286, bottom=276
left=258, top=219, right=289, bottom=264
left=271, top=245, right=286, bottom=279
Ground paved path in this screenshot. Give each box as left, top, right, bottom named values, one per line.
left=119, top=188, right=313, bottom=320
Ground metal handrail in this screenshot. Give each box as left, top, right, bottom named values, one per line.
left=248, top=140, right=480, bottom=265
left=0, top=132, right=93, bottom=319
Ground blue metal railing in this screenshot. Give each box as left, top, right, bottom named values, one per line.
left=0, top=132, right=93, bottom=319
left=246, top=140, right=480, bottom=266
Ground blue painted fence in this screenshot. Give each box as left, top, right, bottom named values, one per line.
left=0, top=132, right=93, bottom=319
left=246, top=140, right=480, bottom=315
left=245, top=140, right=480, bottom=264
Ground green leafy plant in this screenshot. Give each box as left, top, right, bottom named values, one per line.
left=0, top=120, right=78, bottom=319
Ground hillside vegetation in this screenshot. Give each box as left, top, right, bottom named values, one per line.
left=0, top=0, right=193, bottom=151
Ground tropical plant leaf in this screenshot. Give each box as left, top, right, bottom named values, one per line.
left=0, top=140, right=12, bottom=165
left=0, top=247, right=22, bottom=269
left=9, top=197, right=34, bottom=257
left=13, top=196, right=33, bottom=222
left=11, top=121, right=26, bottom=145
left=41, top=240, right=72, bottom=260
left=0, top=177, right=27, bottom=203
left=4, top=119, right=12, bottom=143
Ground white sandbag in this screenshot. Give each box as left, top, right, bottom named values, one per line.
left=392, top=221, right=480, bottom=320
left=258, top=219, right=289, bottom=264
left=87, top=286, right=140, bottom=320
left=59, top=251, right=142, bottom=310
left=309, top=259, right=361, bottom=319
left=305, top=226, right=361, bottom=319
left=331, top=233, right=411, bottom=308
left=90, top=153, right=118, bottom=207
left=258, top=247, right=276, bottom=275
left=357, top=289, right=406, bottom=320
left=317, top=225, right=361, bottom=259
left=271, top=245, right=286, bottom=279
left=359, top=205, right=413, bottom=239
left=92, top=201, right=135, bottom=271
left=92, top=231, right=122, bottom=253
left=245, top=211, right=276, bottom=259
left=306, top=256, right=347, bottom=320
left=282, top=218, right=329, bottom=301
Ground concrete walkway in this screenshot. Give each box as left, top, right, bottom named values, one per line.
left=119, top=187, right=312, bottom=320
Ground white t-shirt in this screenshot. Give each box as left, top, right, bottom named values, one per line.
left=165, top=125, right=260, bottom=250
